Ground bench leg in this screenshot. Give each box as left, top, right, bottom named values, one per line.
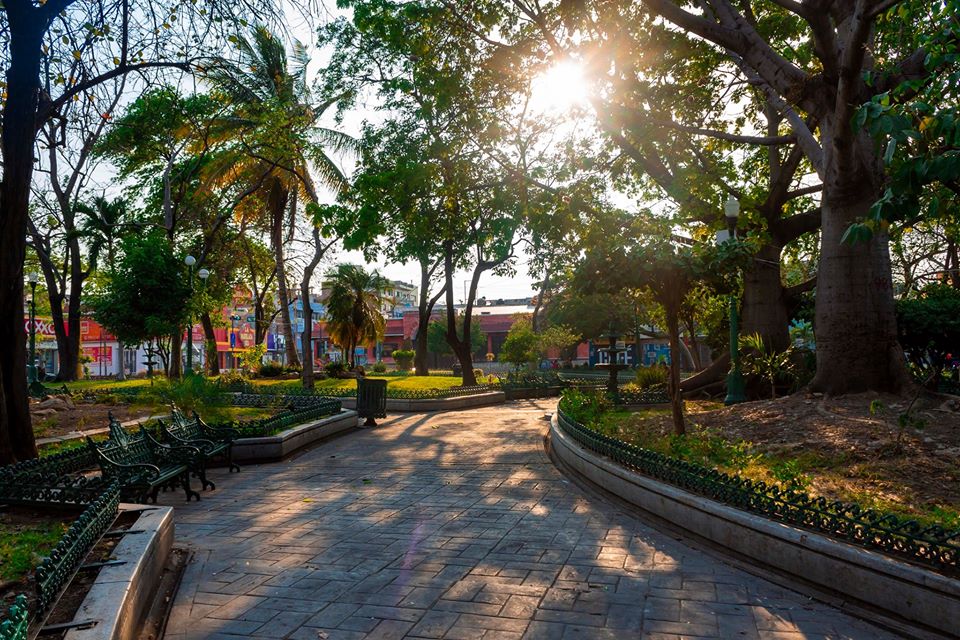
left=198, top=465, right=215, bottom=491
left=227, top=445, right=240, bottom=473
left=181, top=471, right=200, bottom=502
left=149, top=486, right=161, bottom=504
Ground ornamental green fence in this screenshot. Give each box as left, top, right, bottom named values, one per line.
left=309, top=383, right=501, bottom=400
left=0, top=482, right=121, bottom=639
left=0, top=596, right=28, bottom=640
left=616, top=386, right=670, bottom=404
left=218, top=399, right=343, bottom=438
left=555, top=407, right=960, bottom=575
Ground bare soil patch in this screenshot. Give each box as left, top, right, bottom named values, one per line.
left=605, top=392, right=960, bottom=528
left=31, top=401, right=159, bottom=441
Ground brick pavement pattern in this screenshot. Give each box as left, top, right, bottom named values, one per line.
left=161, top=401, right=901, bottom=639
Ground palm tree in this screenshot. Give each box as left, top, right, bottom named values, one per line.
left=204, top=26, right=356, bottom=368
left=325, top=264, right=388, bottom=368
left=77, top=195, right=136, bottom=274
left=77, top=195, right=137, bottom=379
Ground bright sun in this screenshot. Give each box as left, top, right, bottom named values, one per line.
left=530, top=60, right=590, bottom=113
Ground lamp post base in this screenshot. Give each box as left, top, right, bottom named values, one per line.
left=724, top=370, right=747, bottom=405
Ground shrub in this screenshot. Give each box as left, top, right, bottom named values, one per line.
left=218, top=369, right=248, bottom=387
left=739, top=333, right=797, bottom=398
left=325, top=361, right=347, bottom=377
left=142, top=375, right=224, bottom=413
left=896, top=283, right=960, bottom=384
left=634, top=365, right=668, bottom=389
left=258, top=362, right=284, bottom=378
left=559, top=388, right=612, bottom=426
left=499, top=318, right=540, bottom=369
left=239, top=343, right=267, bottom=373
left=392, top=349, right=415, bottom=371
left=372, top=361, right=387, bottom=373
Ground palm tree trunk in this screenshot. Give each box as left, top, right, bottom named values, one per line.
left=268, top=180, right=301, bottom=369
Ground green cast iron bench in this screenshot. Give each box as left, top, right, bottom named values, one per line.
left=87, top=427, right=201, bottom=503
left=157, top=407, right=241, bottom=483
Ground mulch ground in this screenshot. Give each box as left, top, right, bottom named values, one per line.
left=637, top=392, right=960, bottom=527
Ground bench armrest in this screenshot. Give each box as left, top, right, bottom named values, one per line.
left=88, top=439, right=161, bottom=479
left=162, top=425, right=218, bottom=450
left=193, top=411, right=240, bottom=441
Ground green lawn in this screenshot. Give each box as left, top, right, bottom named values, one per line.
left=250, top=375, right=465, bottom=392
left=50, top=378, right=152, bottom=391
left=52, top=374, right=467, bottom=394
left=0, top=518, right=68, bottom=582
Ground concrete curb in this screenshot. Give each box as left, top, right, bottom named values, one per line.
left=549, top=414, right=960, bottom=638
left=65, top=504, right=174, bottom=640
left=231, top=410, right=360, bottom=462
left=336, top=391, right=506, bottom=412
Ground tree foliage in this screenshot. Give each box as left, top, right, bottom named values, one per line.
left=90, top=229, right=191, bottom=347
left=896, top=283, right=960, bottom=381
left=324, top=264, right=388, bottom=368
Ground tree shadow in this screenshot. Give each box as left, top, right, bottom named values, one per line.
left=158, top=399, right=899, bottom=639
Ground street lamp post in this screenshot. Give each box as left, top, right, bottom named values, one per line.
left=230, top=314, right=241, bottom=369
left=27, top=272, right=39, bottom=384
left=722, top=195, right=747, bottom=405
left=184, top=255, right=196, bottom=376
left=183, top=256, right=210, bottom=376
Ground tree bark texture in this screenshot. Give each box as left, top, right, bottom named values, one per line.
left=810, top=118, right=908, bottom=393
left=201, top=312, right=220, bottom=376
left=168, top=329, right=182, bottom=378
left=741, top=243, right=791, bottom=352
left=0, top=9, right=45, bottom=462
left=442, top=242, right=478, bottom=386
left=269, top=181, right=301, bottom=369
left=300, top=228, right=326, bottom=390
left=665, top=308, right=686, bottom=436
left=414, top=257, right=445, bottom=376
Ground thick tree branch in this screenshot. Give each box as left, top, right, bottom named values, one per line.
left=774, top=207, right=822, bottom=244
left=654, top=117, right=795, bottom=145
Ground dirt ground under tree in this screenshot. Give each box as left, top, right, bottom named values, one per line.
left=610, top=391, right=960, bottom=528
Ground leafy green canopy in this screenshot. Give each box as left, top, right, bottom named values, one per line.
left=90, top=229, right=192, bottom=346
left=896, top=282, right=960, bottom=378
left=426, top=314, right=485, bottom=356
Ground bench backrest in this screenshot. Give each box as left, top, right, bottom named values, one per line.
left=163, top=415, right=203, bottom=441
left=97, top=433, right=153, bottom=467
left=107, top=412, right=135, bottom=447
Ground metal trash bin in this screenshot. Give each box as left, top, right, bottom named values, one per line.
left=356, top=378, right=387, bottom=426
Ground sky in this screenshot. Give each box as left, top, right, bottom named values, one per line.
left=281, top=3, right=584, bottom=303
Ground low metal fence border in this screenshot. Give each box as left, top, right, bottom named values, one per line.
left=555, top=405, right=959, bottom=575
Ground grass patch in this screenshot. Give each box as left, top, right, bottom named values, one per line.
left=55, top=374, right=468, bottom=396
left=250, top=375, right=464, bottom=393
left=0, top=518, right=68, bottom=583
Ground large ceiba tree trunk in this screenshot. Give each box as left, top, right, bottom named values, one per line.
left=810, top=121, right=907, bottom=392
left=0, top=12, right=45, bottom=462
left=741, top=243, right=791, bottom=352
left=268, top=181, right=301, bottom=369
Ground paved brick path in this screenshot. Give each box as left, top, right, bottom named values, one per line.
left=161, top=401, right=900, bottom=639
